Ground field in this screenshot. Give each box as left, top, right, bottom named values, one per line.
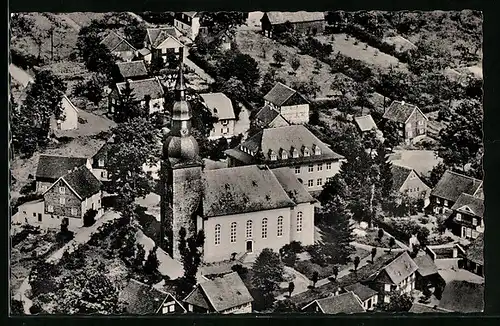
left=388, top=150, right=443, bottom=177
left=235, top=30, right=340, bottom=99
left=316, top=33, right=407, bottom=71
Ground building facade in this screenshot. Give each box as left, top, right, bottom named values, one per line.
left=449, top=193, right=484, bottom=239
left=391, top=165, right=431, bottom=199
left=199, top=93, right=237, bottom=140
left=50, top=95, right=79, bottom=132
left=109, top=78, right=165, bottom=117
left=382, top=101, right=428, bottom=144
left=261, top=11, right=326, bottom=38
left=144, top=27, right=184, bottom=64
left=100, top=31, right=137, bottom=62
left=35, top=155, right=90, bottom=193
left=263, top=82, right=310, bottom=124
left=174, top=12, right=201, bottom=41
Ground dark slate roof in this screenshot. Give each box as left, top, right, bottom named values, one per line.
left=451, top=193, right=484, bottom=218
left=62, top=166, right=102, bottom=199
left=354, top=115, right=377, bottom=132
left=116, top=78, right=165, bottom=100
left=119, top=279, right=171, bottom=314
left=185, top=272, right=253, bottom=312
left=391, top=165, right=413, bottom=192
left=146, top=27, right=182, bottom=48
left=264, top=82, right=306, bottom=106
left=184, top=286, right=211, bottom=310
left=382, top=100, right=426, bottom=123
left=409, top=303, right=451, bottom=313
left=430, top=170, right=483, bottom=203
left=236, top=125, right=344, bottom=164
left=101, top=31, right=136, bottom=52
left=343, top=283, right=378, bottom=301
left=381, top=251, right=418, bottom=285
left=466, top=233, right=484, bottom=265
left=414, top=254, right=439, bottom=277
left=199, top=93, right=236, bottom=120
left=312, top=292, right=365, bottom=314
left=265, top=11, right=325, bottom=25
left=271, top=167, right=315, bottom=204
left=36, top=155, right=88, bottom=180
left=202, top=165, right=296, bottom=218
left=254, top=105, right=281, bottom=127
left=438, top=281, right=484, bottom=313
left=116, top=61, right=149, bottom=79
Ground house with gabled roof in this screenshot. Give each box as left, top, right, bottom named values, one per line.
left=42, top=165, right=103, bottom=230
left=302, top=291, right=366, bottom=314
left=430, top=170, right=483, bottom=215
left=449, top=193, right=485, bottom=240
left=463, top=233, right=484, bottom=277
left=143, top=27, right=184, bottom=64
left=367, top=251, right=418, bottom=303
left=261, top=11, right=325, bottom=38
left=252, top=104, right=291, bottom=129
left=119, top=279, right=186, bottom=314
left=382, top=100, right=428, bottom=144
left=342, top=283, right=378, bottom=311
left=199, top=92, right=236, bottom=140
left=174, top=12, right=202, bottom=41
left=183, top=272, right=253, bottom=314
left=225, top=125, right=344, bottom=194
left=101, top=31, right=137, bottom=62
left=413, top=254, right=445, bottom=296
left=109, top=77, right=165, bottom=117
left=49, top=95, right=79, bottom=133
left=114, top=61, right=149, bottom=81
left=263, top=82, right=310, bottom=124
left=391, top=164, right=431, bottom=200
left=438, top=280, right=484, bottom=313
left=35, top=155, right=91, bottom=193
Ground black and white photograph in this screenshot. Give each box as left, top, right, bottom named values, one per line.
left=9, top=10, right=484, bottom=315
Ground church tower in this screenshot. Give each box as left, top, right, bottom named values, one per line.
left=161, top=53, right=203, bottom=259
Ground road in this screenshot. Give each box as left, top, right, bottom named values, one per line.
left=9, top=64, right=33, bottom=87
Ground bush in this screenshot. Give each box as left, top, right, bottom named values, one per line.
left=10, top=48, right=43, bottom=70
left=83, top=209, right=98, bottom=227
left=231, top=264, right=249, bottom=279
left=20, top=180, right=36, bottom=195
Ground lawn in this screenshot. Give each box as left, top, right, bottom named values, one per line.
left=354, top=228, right=395, bottom=248
left=235, top=30, right=341, bottom=98
left=315, top=33, right=407, bottom=72
left=388, top=149, right=442, bottom=177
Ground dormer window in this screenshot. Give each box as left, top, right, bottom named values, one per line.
left=269, top=150, right=277, bottom=161
left=302, top=146, right=310, bottom=157
left=313, top=144, right=322, bottom=156
left=280, top=149, right=288, bottom=160
left=291, top=147, right=299, bottom=158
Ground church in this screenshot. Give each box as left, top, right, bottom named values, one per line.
left=161, top=61, right=316, bottom=263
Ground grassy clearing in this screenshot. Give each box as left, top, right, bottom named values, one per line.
left=388, top=149, right=442, bottom=177
left=354, top=228, right=395, bottom=248
left=235, top=30, right=339, bottom=98
left=316, top=33, right=407, bottom=72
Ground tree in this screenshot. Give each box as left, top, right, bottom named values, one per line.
left=332, top=265, right=339, bottom=281
left=74, top=74, right=105, bottom=107
left=388, top=237, right=396, bottom=252
left=377, top=228, right=384, bottom=242
left=83, top=209, right=98, bottom=227
left=288, top=281, right=295, bottom=297
left=107, top=117, right=161, bottom=211
left=280, top=247, right=298, bottom=267
left=353, top=256, right=360, bottom=272
left=260, top=67, right=280, bottom=97
left=438, top=99, right=483, bottom=172
left=11, top=299, right=24, bottom=315
left=292, top=80, right=320, bottom=100
left=376, top=292, right=413, bottom=312
left=252, top=248, right=284, bottom=294
left=114, top=80, right=145, bottom=123
left=311, top=271, right=319, bottom=288
left=318, top=202, right=354, bottom=265
left=144, top=246, right=160, bottom=275
left=124, top=23, right=147, bottom=49
left=371, top=247, right=377, bottom=262
left=290, top=57, right=300, bottom=72
left=218, top=50, right=260, bottom=91
left=149, top=54, right=165, bottom=76
left=134, top=244, right=146, bottom=269
left=274, top=299, right=298, bottom=313
left=86, top=43, right=116, bottom=79
left=75, top=21, right=103, bottom=62
left=381, top=120, right=403, bottom=149
left=273, top=50, right=286, bottom=67
left=178, top=228, right=205, bottom=297
left=200, top=12, right=247, bottom=34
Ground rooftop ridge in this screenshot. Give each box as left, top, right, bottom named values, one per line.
left=445, top=169, right=482, bottom=183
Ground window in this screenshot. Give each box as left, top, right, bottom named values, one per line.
left=436, top=198, right=441, bottom=204
left=221, top=120, right=228, bottom=126
left=317, top=164, right=323, bottom=171
left=419, top=128, right=425, bottom=135
left=71, top=208, right=78, bottom=216
left=48, top=205, right=54, bottom=213
left=101, top=171, right=107, bottom=178
left=444, top=200, right=448, bottom=207
left=33, top=213, right=36, bottom=217
left=295, top=166, right=301, bottom=174
left=262, top=218, right=268, bottom=239
left=277, top=216, right=283, bottom=237
left=98, top=159, right=105, bottom=167
left=168, top=305, right=175, bottom=313
left=59, top=186, right=65, bottom=194
left=60, top=197, right=65, bottom=205
left=317, top=178, right=323, bottom=186
left=308, top=179, right=314, bottom=187
left=215, top=224, right=221, bottom=245
left=384, top=284, right=391, bottom=292
left=308, top=165, right=314, bottom=172
left=246, top=220, right=253, bottom=238
left=418, top=120, right=424, bottom=126
left=407, top=131, right=413, bottom=138
left=326, top=162, right=332, bottom=170
left=472, top=218, right=478, bottom=226
left=297, top=212, right=303, bottom=232
left=221, top=128, right=224, bottom=134
left=230, top=222, right=237, bottom=243
left=270, top=153, right=277, bottom=161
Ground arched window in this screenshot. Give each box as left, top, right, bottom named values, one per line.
left=215, top=224, right=221, bottom=245
left=262, top=218, right=268, bottom=239
left=277, top=216, right=283, bottom=237
left=297, top=212, right=303, bottom=232
left=246, top=220, right=253, bottom=238
left=230, top=222, right=237, bottom=243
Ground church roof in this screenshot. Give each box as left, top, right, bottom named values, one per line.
left=202, top=165, right=296, bottom=218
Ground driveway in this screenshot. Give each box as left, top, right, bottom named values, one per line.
left=9, top=64, right=33, bottom=87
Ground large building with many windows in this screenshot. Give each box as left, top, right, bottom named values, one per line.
left=160, top=60, right=315, bottom=263
left=225, top=125, right=345, bottom=194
